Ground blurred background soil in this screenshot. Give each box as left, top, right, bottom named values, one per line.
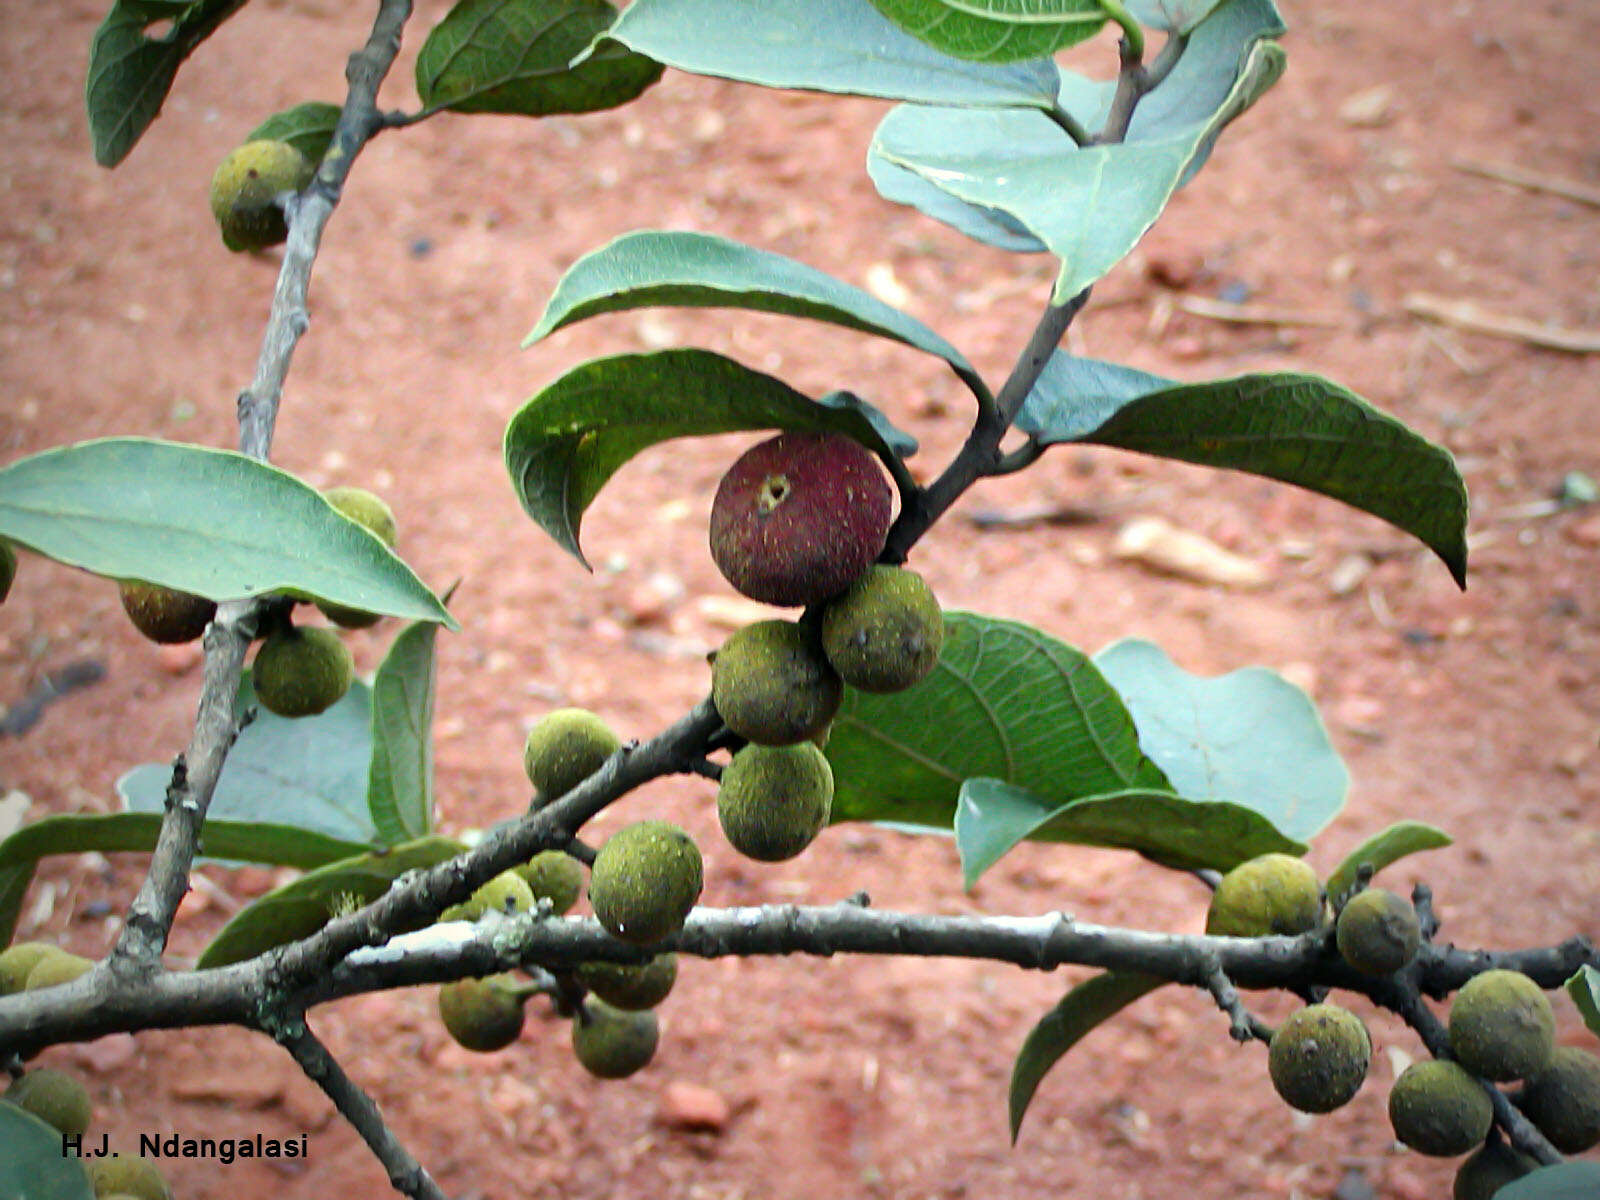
left=1, top=0, right=1597, bottom=1196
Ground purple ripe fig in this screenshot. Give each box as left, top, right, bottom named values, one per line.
left=708, top=431, right=892, bottom=607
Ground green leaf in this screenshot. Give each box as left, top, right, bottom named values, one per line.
left=367, top=618, right=441, bottom=844
left=0, top=439, right=455, bottom=627
left=866, top=0, right=1106, bottom=64
left=118, top=670, right=381, bottom=849
left=608, top=0, right=1061, bottom=108
left=0, top=862, right=37, bottom=949
left=957, top=779, right=1304, bottom=888
left=86, top=0, right=250, bottom=167
left=0, top=1103, right=95, bottom=1199
left=826, top=612, right=1170, bottom=830
left=417, top=0, right=661, bottom=117
left=503, top=349, right=916, bottom=566
left=197, top=835, right=467, bottom=968
left=247, top=101, right=342, bottom=164
left=1094, top=639, right=1346, bottom=843
left=870, top=0, right=1286, bottom=300
left=526, top=230, right=978, bottom=386
left=1496, top=1164, right=1600, bottom=1200
left=1016, top=358, right=1470, bottom=586
left=1324, top=821, right=1452, bottom=906
left=1009, top=971, right=1166, bottom=1141
left=1566, top=966, right=1600, bottom=1040
left=867, top=152, right=1048, bottom=253
left=0, top=800, right=368, bottom=949
left=0, top=814, right=368, bottom=874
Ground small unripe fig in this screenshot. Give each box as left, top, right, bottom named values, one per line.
left=708, top=431, right=893, bottom=607
left=316, top=486, right=399, bottom=628
left=252, top=624, right=354, bottom=718
left=821, top=565, right=943, bottom=693
left=0, top=539, right=15, bottom=604
left=1206, top=853, right=1323, bottom=937
left=522, top=708, right=621, bottom=800
left=1452, top=1138, right=1537, bottom=1200
left=1266, top=1003, right=1370, bottom=1113
left=571, top=997, right=659, bottom=1078
left=24, top=949, right=93, bottom=990
left=589, top=821, right=702, bottom=945
left=516, top=850, right=584, bottom=915
left=1517, top=1045, right=1600, bottom=1152
left=437, top=975, right=526, bottom=1052
left=0, top=941, right=57, bottom=995
left=209, top=139, right=314, bottom=251
left=1336, top=888, right=1421, bottom=976
left=118, top=580, right=216, bottom=644
left=711, top=619, right=842, bottom=746
left=717, top=742, right=833, bottom=862
left=442, top=870, right=535, bottom=922
left=1448, top=969, right=1555, bottom=1082
left=88, top=1156, right=172, bottom=1200
left=576, top=953, right=678, bottom=1011
left=5, top=1068, right=91, bottom=1136
left=1388, top=1059, right=1493, bottom=1156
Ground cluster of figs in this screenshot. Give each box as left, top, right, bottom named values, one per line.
left=1207, top=854, right=1600, bottom=1198
left=438, top=431, right=946, bottom=1078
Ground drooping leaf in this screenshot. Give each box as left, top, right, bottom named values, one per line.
left=0, top=814, right=368, bottom=875
left=417, top=0, right=662, bottom=117
left=367, top=618, right=441, bottom=844
left=1495, top=1163, right=1600, bottom=1200
left=86, top=0, right=250, bottom=167
left=247, top=100, right=342, bottom=165
left=1567, top=966, right=1600, bottom=1040
left=0, top=439, right=455, bottom=627
left=1324, top=821, right=1452, bottom=906
left=608, top=0, right=1060, bottom=108
left=870, top=0, right=1286, bottom=299
left=1010, top=971, right=1166, bottom=1141
left=118, top=670, right=380, bottom=848
left=956, top=779, right=1304, bottom=888
left=1094, top=639, right=1346, bottom=843
left=1016, top=357, right=1470, bottom=586
left=0, top=862, right=37, bottom=949
left=866, top=152, right=1048, bottom=253
left=503, top=349, right=916, bottom=566
left=0, top=1103, right=95, bottom=1199
left=526, top=230, right=978, bottom=388
left=197, top=835, right=467, bottom=968
left=866, top=0, right=1106, bottom=64
left=826, top=612, right=1170, bottom=830
left=0, top=807, right=366, bottom=950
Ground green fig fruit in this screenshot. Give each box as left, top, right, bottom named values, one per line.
left=820, top=565, right=943, bottom=693
left=252, top=624, right=354, bottom=718
left=711, top=619, right=841, bottom=747
left=589, top=821, right=702, bottom=945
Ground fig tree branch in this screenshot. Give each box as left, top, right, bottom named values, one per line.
left=109, top=0, right=417, bottom=971
left=273, top=1015, right=450, bottom=1200
left=6, top=898, right=1593, bottom=1057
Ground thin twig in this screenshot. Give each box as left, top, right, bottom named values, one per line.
left=274, top=1017, right=450, bottom=1200
left=1199, top=955, right=1274, bottom=1043
left=1176, top=295, right=1347, bottom=329
left=1451, top=158, right=1600, bottom=210
left=1405, top=293, right=1600, bottom=354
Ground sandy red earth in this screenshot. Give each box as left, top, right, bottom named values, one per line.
left=2, top=0, right=1597, bottom=1197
